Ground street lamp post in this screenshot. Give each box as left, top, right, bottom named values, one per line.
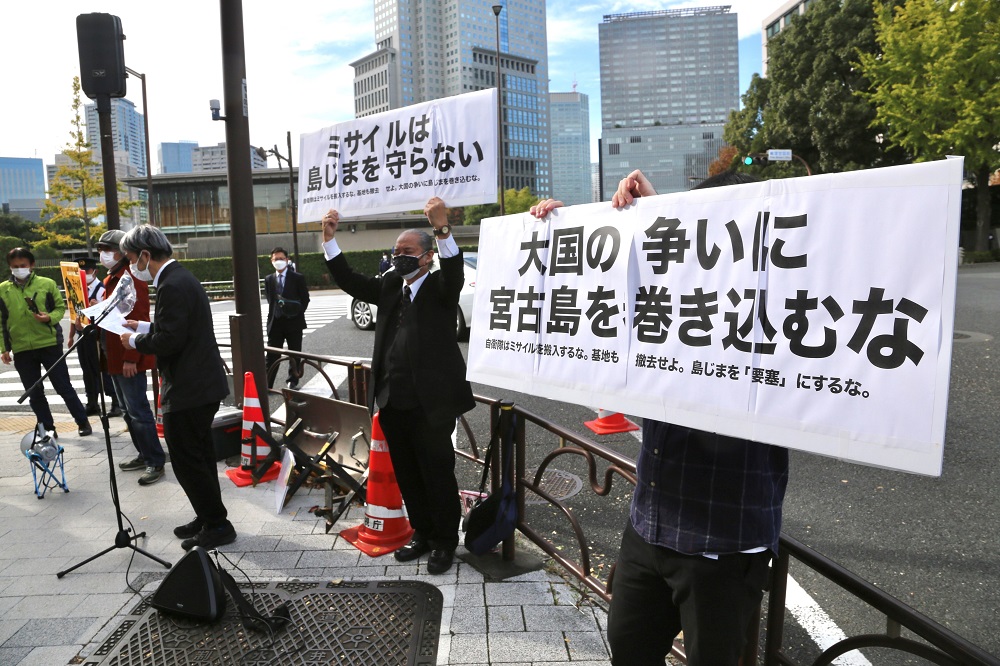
left=492, top=3, right=505, bottom=216
left=124, top=66, right=154, bottom=224
left=255, top=131, right=299, bottom=268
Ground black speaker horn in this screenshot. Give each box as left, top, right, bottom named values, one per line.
left=76, top=13, right=127, bottom=99
left=150, top=546, right=226, bottom=622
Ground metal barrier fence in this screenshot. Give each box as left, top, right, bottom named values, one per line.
left=255, top=347, right=998, bottom=666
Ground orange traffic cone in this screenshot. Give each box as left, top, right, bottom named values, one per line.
left=225, top=372, right=281, bottom=487
left=340, top=411, right=414, bottom=556
left=584, top=408, right=639, bottom=435
left=155, top=377, right=164, bottom=439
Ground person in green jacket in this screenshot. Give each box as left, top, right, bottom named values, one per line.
left=0, top=247, right=92, bottom=438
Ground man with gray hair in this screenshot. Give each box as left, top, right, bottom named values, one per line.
left=118, top=225, right=235, bottom=551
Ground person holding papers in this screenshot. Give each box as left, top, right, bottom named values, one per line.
left=530, top=170, right=789, bottom=666
left=118, top=225, right=235, bottom=550
left=321, top=198, right=475, bottom=575
left=95, top=230, right=166, bottom=487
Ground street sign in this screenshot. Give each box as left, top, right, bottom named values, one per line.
left=768, top=149, right=793, bottom=162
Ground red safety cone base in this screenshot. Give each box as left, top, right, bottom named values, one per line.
left=584, top=411, right=639, bottom=435
left=340, top=522, right=414, bottom=558
left=225, top=462, right=282, bottom=487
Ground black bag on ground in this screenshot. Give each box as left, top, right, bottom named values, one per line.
left=463, top=413, right=518, bottom=555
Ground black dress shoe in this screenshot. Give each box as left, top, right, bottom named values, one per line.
left=78, top=423, right=93, bottom=436
left=85, top=404, right=100, bottom=416
left=107, top=406, right=123, bottom=418
left=426, top=549, right=455, bottom=574
left=393, top=536, right=431, bottom=562
left=173, top=518, right=203, bottom=539
left=181, top=523, right=237, bottom=551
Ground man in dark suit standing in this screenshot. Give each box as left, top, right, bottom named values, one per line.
left=118, top=225, right=235, bottom=551
left=322, top=197, right=475, bottom=574
left=264, top=247, right=309, bottom=389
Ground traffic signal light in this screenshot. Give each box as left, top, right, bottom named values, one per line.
left=743, top=154, right=769, bottom=167
left=76, top=13, right=127, bottom=99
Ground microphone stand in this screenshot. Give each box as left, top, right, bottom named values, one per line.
left=17, top=281, right=173, bottom=577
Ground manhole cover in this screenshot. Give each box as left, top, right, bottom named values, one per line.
left=525, top=468, right=584, bottom=505
left=82, top=580, right=442, bottom=666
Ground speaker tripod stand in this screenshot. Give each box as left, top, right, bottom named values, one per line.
left=16, top=301, right=172, bottom=577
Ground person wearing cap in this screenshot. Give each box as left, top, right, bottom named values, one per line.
left=118, top=225, right=234, bottom=549
left=0, top=247, right=92, bottom=438
left=96, top=230, right=167, bottom=486
left=67, top=256, right=121, bottom=418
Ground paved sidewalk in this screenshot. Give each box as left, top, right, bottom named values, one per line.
left=0, top=412, right=612, bottom=666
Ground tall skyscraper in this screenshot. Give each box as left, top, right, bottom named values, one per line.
left=598, top=6, right=739, bottom=196
left=85, top=97, right=147, bottom=177
left=549, top=91, right=591, bottom=206
left=0, top=157, right=45, bottom=204
left=352, top=0, right=551, bottom=197
left=159, top=141, right=198, bottom=174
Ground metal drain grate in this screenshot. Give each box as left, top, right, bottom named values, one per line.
left=526, top=468, right=584, bottom=505
left=82, top=580, right=442, bottom=666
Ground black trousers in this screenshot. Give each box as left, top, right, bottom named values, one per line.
left=14, top=344, right=88, bottom=430
left=161, top=402, right=229, bottom=528
left=378, top=404, right=460, bottom=550
left=75, top=334, right=115, bottom=407
left=607, top=521, right=770, bottom=666
left=266, top=318, right=304, bottom=387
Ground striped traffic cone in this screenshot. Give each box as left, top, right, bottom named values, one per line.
left=225, top=372, right=280, bottom=487
left=340, top=411, right=414, bottom=556
left=584, top=408, right=639, bottom=435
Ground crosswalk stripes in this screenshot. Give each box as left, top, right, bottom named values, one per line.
left=0, top=293, right=351, bottom=410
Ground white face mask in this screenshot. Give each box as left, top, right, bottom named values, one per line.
left=130, top=252, right=153, bottom=282
left=11, top=267, right=31, bottom=281
left=86, top=272, right=97, bottom=284
left=272, top=259, right=288, bottom=272
left=100, top=251, right=117, bottom=269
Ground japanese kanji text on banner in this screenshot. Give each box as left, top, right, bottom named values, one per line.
left=467, top=160, right=963, bottom=476
left=298, top=89, right=498, bottom=220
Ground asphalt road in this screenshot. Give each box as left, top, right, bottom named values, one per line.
left=296, top=262, right=1000, bottom=664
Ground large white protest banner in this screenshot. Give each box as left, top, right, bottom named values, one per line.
left=467, top=160, right=963, bottom=476
left=297, top=89, right=497, bottom=220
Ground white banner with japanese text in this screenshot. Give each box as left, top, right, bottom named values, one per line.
left=467, top=160, right=963, bottom=476
left=298, top=89, right=497, bottom=220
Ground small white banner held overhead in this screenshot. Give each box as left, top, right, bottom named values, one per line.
left=467, top=160, right=963, bottom=476
left=298, top=89, right=498, bottom=220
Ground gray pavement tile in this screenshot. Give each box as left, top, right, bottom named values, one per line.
left=2, top=616, right=96, bottom=647
left=486, top=605, right=524, bottom=632
left=228, top=534, right=280, bottom=552
left=0, top=557, right=74, bottom=578
left=451, top=605, right=487, bottom=633
left=0, top=647, right=31, bottom=665
left=437, top=583, right=457, bottom=608
left=237, top=550, right=302, bottom=570
left=523, top=606, right=601, bottom=632
left=448, top=633, right=490, bottom=664
left=0, top=619, right=26, bottom=645
left=12, top=644, right=84, bottom=666
left=4, top=572, right=123, bottom=597
left=564, top=632, right=610, bottom=662
left=455, top=583, right=485, bottom=608
left=298, top=548, right=363, bottom=569
left=439, top=606, right=454, bottom=636
left=485, top=581, right=553, bottom=606
left=256, top=568, right=327, bottom=579
left=435, top=632, right=452, bottom=665
left=274, top=534, right=338, bottom=551
left=0, top=596, right=22, bottom=617
left=487, top=631, right=569, bottom=662
left=4, top=594, right=87, bottom=619
left=65, top=593, right=134, bottom=618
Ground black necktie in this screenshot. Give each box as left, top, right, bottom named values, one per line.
left=278, top=274, right=284, bottom=294
left=399, top=285, right=412, bottom=327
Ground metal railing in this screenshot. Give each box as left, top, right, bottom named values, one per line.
left=252, top=348, right=998, bottom=666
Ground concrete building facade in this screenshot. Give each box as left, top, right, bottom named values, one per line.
left=549, top=91, right=591, bottom=206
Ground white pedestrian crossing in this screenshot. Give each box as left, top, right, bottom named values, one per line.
left=0, top=293, right=350, bottom=409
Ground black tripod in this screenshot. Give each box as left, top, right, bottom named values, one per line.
left=16, top=297, right=172, bottom=577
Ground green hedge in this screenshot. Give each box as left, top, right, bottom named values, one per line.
left=25, top=246, right=479, bottom=291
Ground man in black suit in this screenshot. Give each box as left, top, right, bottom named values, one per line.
left=264, top=247, right=310, bottom=389
left=322, top=197, right=475, bottom=574
left=118, top=225, right=236, bottom=551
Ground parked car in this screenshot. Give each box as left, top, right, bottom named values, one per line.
left=351, top=252, right=477, bottom=340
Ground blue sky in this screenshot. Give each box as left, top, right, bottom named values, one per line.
left=2, top=1, right=767, bottom=169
